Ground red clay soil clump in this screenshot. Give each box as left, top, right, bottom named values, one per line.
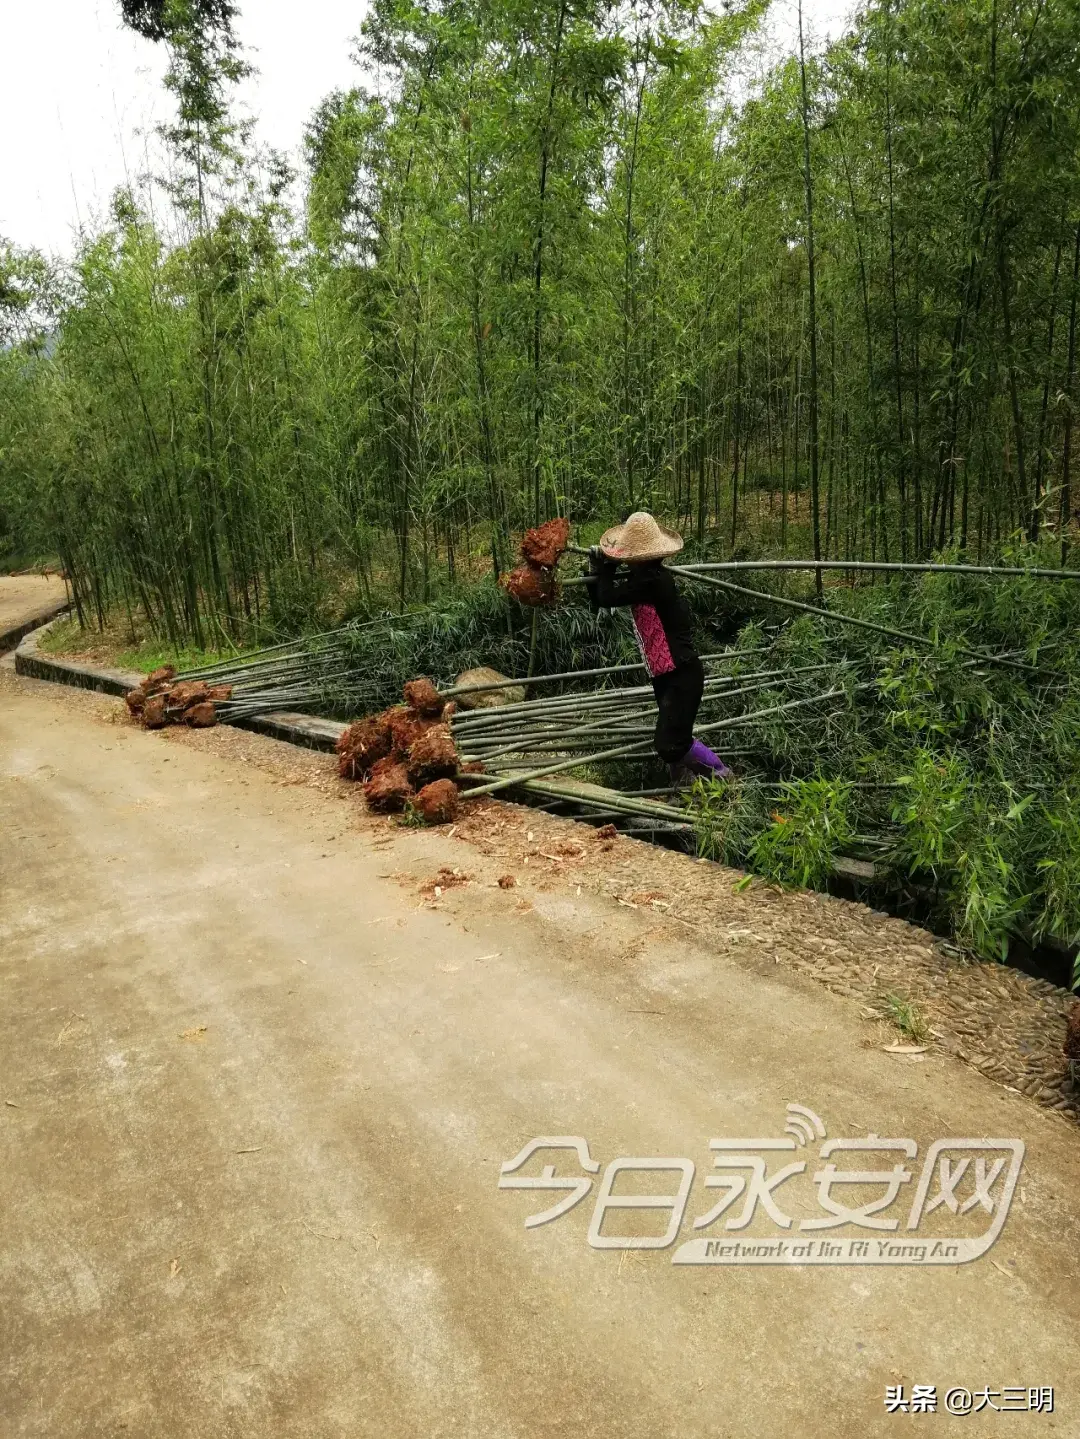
left=501, top=563, right=556, bottom=607
left=127, top=670, right=230, bottom=730
left=521, top=517, right=570, bottom=570
left=407, top=724, right=458, bottom=785
left=336, top=715, right=393, bottom=780
left=385, top=704, right=435, bottom=754
left=363, top=757, right=414, bottom=813
left=403, top=677, right=444, bottom=717
left=142, top=694, right=167, bottom=729
left=185, top=702, right=217, bottom=728
left=164, top=681, right=210, bottom=717
left=501, top=518, right=570, bottom=606
left=414, top=779, right=458, bottom=825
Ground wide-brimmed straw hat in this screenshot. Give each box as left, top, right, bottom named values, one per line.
left=599, top=511, right=684, bottom=562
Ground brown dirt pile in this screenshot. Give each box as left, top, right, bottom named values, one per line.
left=419, top=866, right=471, bottom=899
left=386, top=705, right=435, bottom=754
left=127, top=671, right=229, bottom=730
left=163, top=681, right=210, bottom=716
left=501, top=564, right=556, bottom=607
left=185, top=702, right=217, bottom=728
left=407, top=724, right=458, bottom=785
left=336, top=715, right=393, bottom=781
left=500, top=519, right=571, bottom=607
left=142, top=694, right=167, bottom=729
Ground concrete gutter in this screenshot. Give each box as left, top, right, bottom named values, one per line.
left=237, top=711, right=346, bottom=753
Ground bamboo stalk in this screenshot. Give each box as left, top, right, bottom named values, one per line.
left=456, top=670, right=844, bottom=766
left=667, top=567, right=1042, bottom=674
left=450, top=662, right=839, bottom=731
left=685, top=559, right=1080, bottom=581
left=514, top=780, right=689, bottom=822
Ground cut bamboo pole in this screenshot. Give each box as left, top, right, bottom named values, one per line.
left=461, top=686, right=855, bottom=799
left=455, top=670, right=845, bottom=767
left=560, top=543, right=1080, bottom=583
left=666, top=567, right=1043, bottom=674
left=442, top=647, right=772, bottom=700
left=680, top=559, right=1080, bottom=581
left=450, top=663, right=839, bottom=731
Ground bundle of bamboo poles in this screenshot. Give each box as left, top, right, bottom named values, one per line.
left=176, top=620, right=402, bottom=721
left=451, top=652, right=864, bottom=806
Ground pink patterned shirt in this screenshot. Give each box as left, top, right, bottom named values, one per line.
left=631, top=603, right=676, bottom=678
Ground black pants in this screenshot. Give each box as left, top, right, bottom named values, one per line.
left=651, top=658, right=704, bottom=764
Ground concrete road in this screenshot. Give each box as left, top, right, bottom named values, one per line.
left=2, top=670, right=1078, bottom=1437
left=0, top=576, right=66, bottom=641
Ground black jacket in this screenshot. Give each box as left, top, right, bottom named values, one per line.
left=588, top=557, right=698, bottom=675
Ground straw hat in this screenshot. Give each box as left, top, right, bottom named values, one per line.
left=598, top=511, right=684, bottom=562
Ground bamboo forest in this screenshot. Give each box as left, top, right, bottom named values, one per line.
left=4, top=0, right=1080, bottom=977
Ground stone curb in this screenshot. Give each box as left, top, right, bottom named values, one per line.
left=236, top=711, right=346, bottom=753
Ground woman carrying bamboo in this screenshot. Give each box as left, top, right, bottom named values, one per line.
left=585, top=512, right=732, bottom=787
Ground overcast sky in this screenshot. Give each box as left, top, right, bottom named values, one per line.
left=2, top=0, right=853, bottom=260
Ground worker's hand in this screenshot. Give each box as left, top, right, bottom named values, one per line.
left=588, top=545, right=613, bottom=574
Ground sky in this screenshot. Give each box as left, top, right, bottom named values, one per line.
left=2, top=0, right=854, bottom=260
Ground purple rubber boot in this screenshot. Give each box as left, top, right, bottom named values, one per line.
left=668, top=740, right=733, bottom=791
left=684, top=738, right=733, bottom=780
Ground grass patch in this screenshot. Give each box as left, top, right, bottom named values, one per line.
left=883, top=994, right=931, bottom=1045
left=37, top=612, right=241, bottom=674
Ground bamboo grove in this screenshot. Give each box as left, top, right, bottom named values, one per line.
left=4, top=0, right=1080, bottom=641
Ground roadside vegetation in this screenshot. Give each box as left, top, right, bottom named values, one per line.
left=664, top=561, right=1080, bottom=980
